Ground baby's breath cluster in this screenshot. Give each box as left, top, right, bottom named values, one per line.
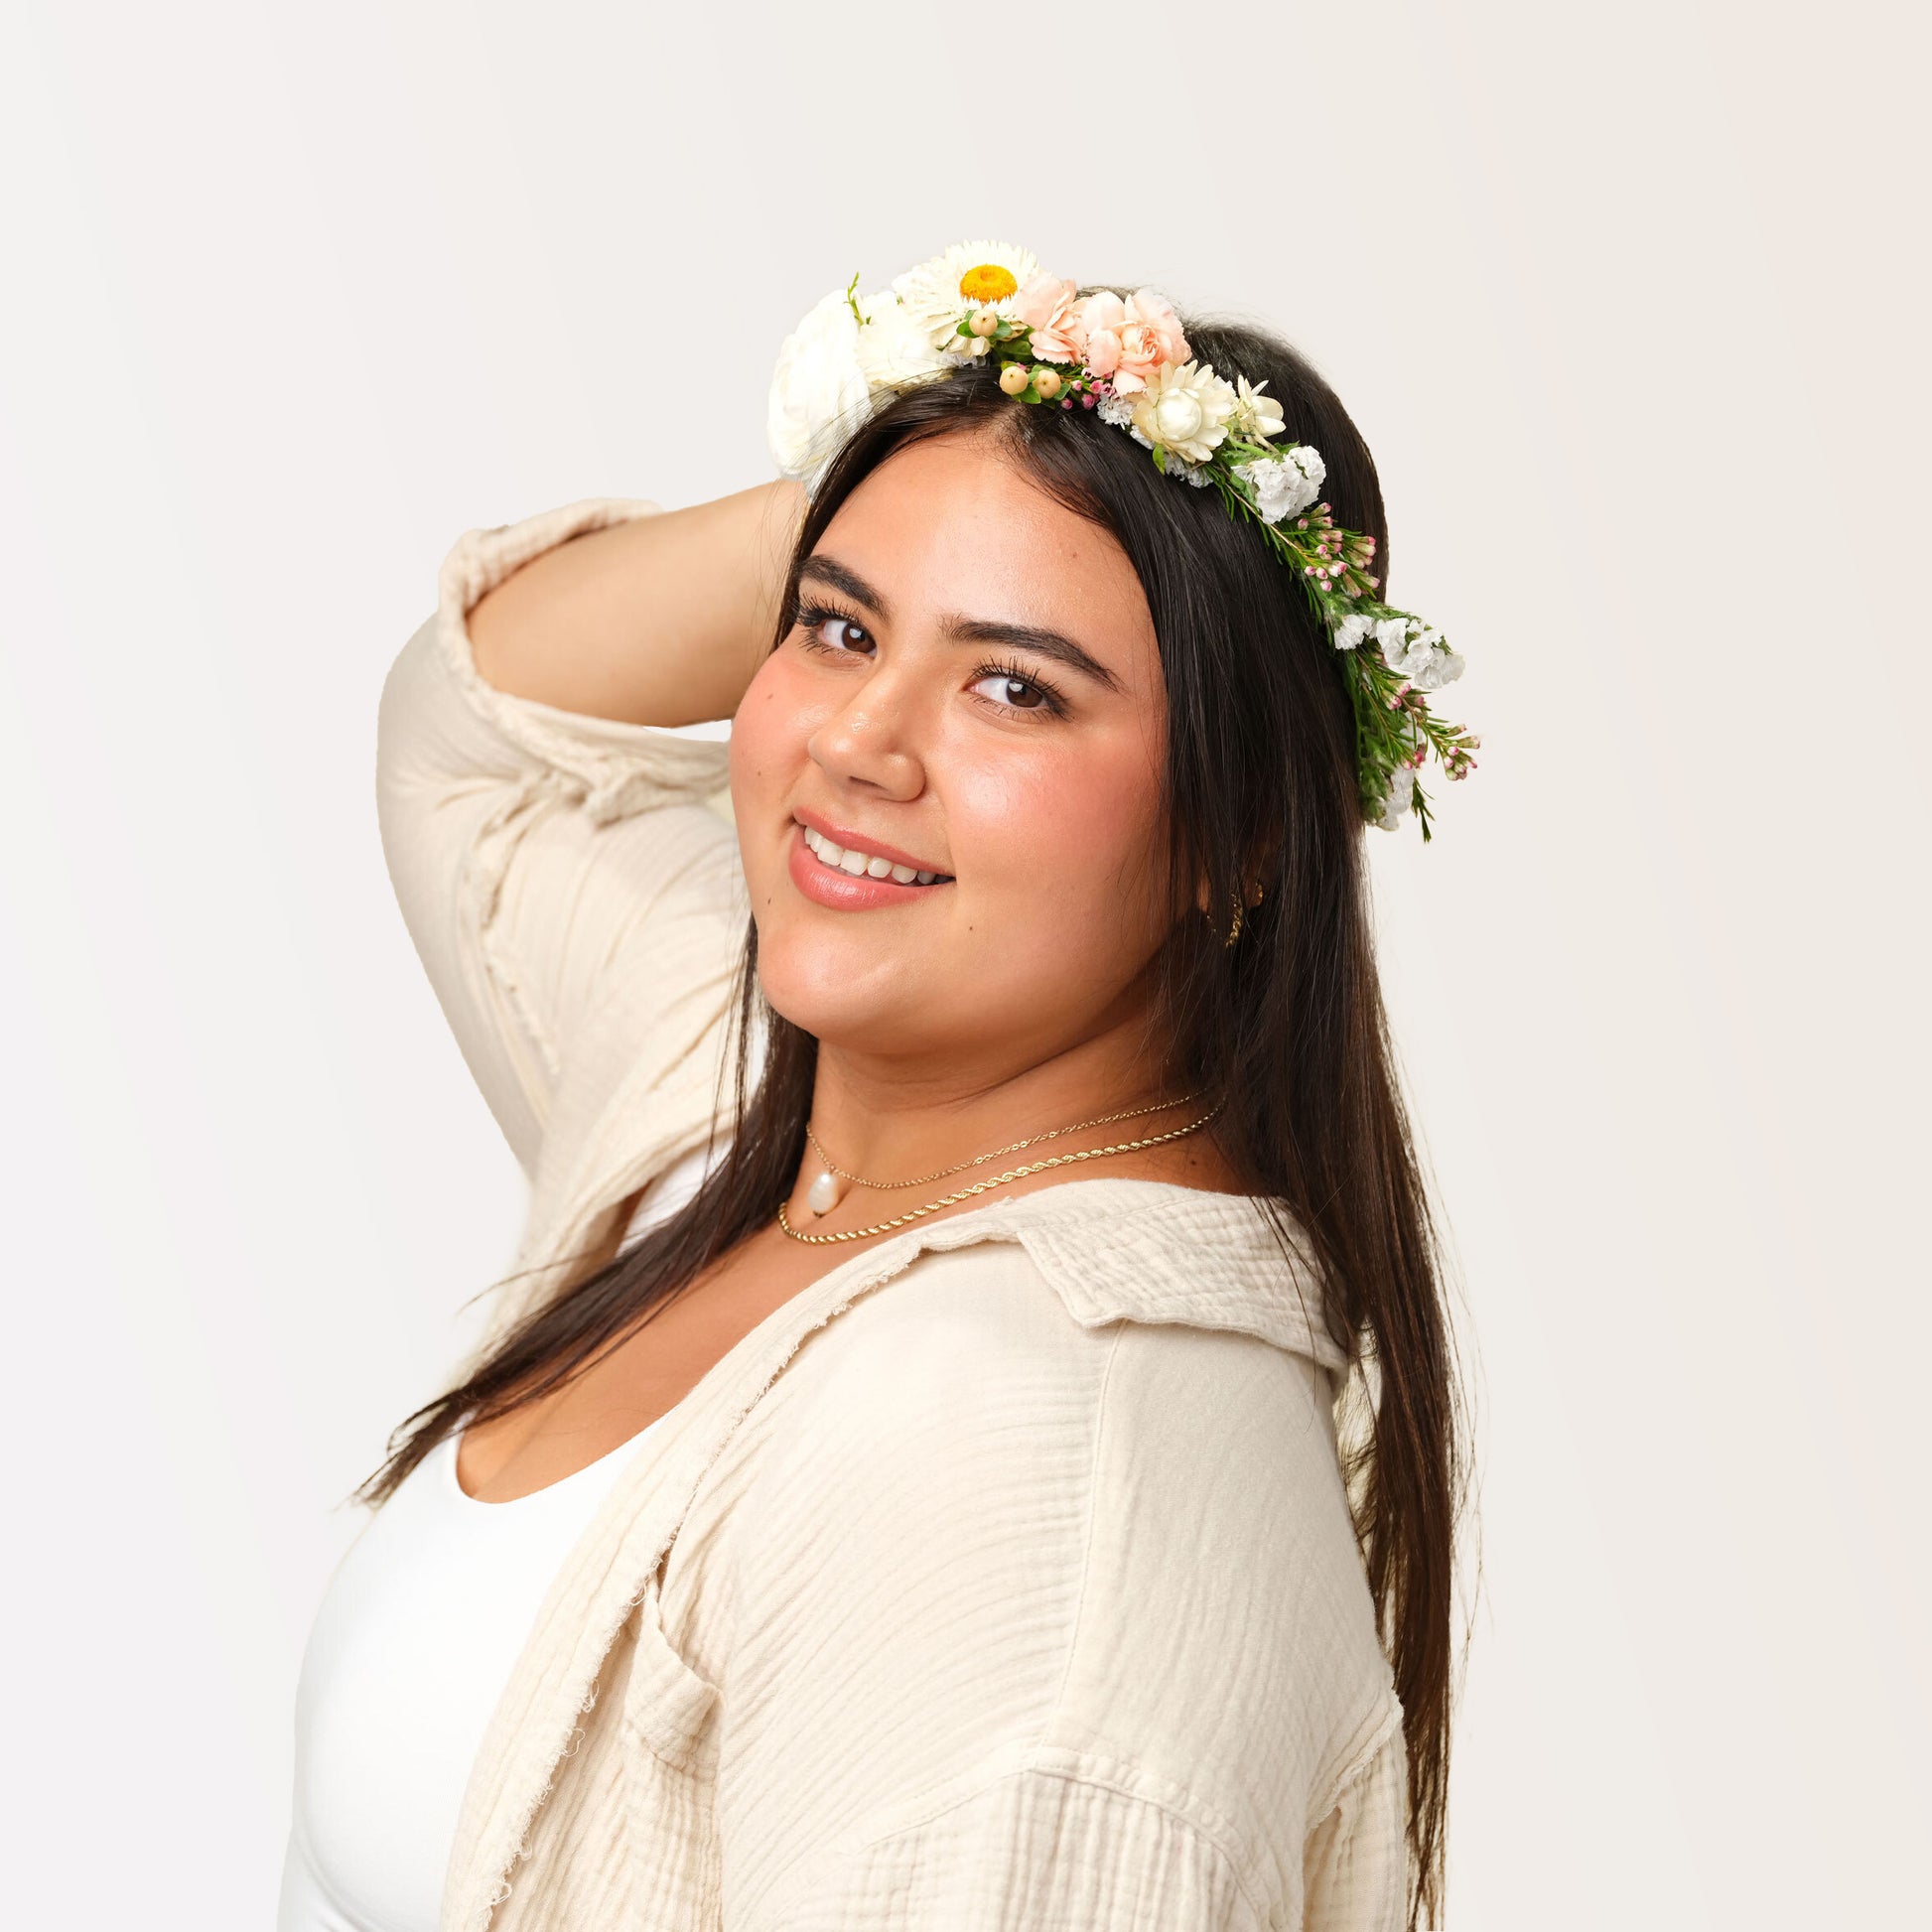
left=767, top=241, right=1480, bottom=837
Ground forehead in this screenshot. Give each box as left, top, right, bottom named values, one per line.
left=816, top=434, right=1157, bottom=668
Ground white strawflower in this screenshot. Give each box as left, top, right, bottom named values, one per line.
left=767, top=286, right=873, bottom=486
left=1129, top=359, right=1238, bottom=465
left=854, top=291, right=953, bottom=390
left=1230, top=373, right=1286, bottom=441
left=892, top=239, right=1041, bottom=348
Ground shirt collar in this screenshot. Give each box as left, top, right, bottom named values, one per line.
left=856, top=1175, right=1348, bottom=1373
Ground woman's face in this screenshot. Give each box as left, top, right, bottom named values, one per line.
left=729, top=431, right=1177, bottom=1078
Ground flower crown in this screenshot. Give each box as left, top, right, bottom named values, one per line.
left=766, top=239, right=1478, bottom=837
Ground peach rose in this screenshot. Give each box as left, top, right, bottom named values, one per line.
left=1010, top=274, right=1087, bottom=363
left=1077, top=287, right=1189, bottom=393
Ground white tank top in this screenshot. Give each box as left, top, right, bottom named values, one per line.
left=278, top=1146, right=715, bottom=1932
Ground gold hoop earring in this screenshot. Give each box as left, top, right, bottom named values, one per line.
left=1222, top=881, right=1265, bottom=948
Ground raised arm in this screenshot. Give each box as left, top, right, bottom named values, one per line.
left=466, top=479, right=806, bottom=725
left=375, top=487, right=802, bottom=1351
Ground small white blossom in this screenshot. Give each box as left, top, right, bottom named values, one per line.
left=1371, top=765, right=1417, bottom=831
left=1096, top=393, right=1138, bottom=429
left=1332, top=612, right=1374, bottom=651
left=1230, top=373, right=1286, bottom=442
left=1375, top=618, right=1463, bottom=690
left=1408, top=647, right=1464, bottom=691
left=1236, top=443, right=1325, bottom=523
left=1373, top=616, right=1415, bottom=660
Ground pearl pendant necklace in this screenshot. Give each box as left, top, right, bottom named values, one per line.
left=796, top=1089, right=1201, bottom=1221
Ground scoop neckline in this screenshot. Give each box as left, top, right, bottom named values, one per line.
left=444, top=1408, right=672, bottom=1510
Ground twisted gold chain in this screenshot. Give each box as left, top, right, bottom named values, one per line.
left=775, top=1097, right=1225, bottom=1244
left=803, top=1088, right=1200, bottom=1192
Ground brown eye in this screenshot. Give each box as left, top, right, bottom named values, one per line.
left=968, top=669, right=1048, bottom=711
left=807, top=614, right=872, bottom=654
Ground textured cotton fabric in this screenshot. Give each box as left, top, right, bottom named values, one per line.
left=372, top=499, right=1411, bottom=1932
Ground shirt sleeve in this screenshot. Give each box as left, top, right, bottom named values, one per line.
left=373, top=498, right=747, bottom=1336
left=1303, top=1700, right=1411, bottom=1932
left=764, top=1764, right=1272, bottom=1932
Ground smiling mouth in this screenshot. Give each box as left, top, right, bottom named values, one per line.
left=797, top=821, right=953, bottom=886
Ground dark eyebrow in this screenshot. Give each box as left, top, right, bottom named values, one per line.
left=797, top=552, right=891, bottom=618
left=797, top=551, right=1124, bottom=695
left=936, top=615, right=1124, bottom=694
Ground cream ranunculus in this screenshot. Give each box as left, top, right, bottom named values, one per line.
left=766, top=286, right=874, bottom=485
left=855, top=291, right=954, bottom=391
left=1128, top=359, right=1238, bottom=466
left=892, top=239, right=1042, bottom=348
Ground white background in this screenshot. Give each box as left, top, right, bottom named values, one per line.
left=2, top=3, right=1924, bottom=1926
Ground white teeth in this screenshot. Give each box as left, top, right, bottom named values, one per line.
left=800, top=823, right=947, bottom=886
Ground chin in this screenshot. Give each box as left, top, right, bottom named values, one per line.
left=752, top=924, right=920, bottom=1046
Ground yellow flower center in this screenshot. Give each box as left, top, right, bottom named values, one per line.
left=958, top=263, right=1019, bottom=303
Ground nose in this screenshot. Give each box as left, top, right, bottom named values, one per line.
left=805, top=665, right=926, bottom=802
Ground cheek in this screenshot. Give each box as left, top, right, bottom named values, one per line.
left=727, top=654, right=812, bottom=834
left=949, top=739, right=1168, bottom=951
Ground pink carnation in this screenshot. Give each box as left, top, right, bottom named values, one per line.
left=1010, top=275, right=1087, bottom=363
left=1076, top=287, right=1189, bottom=393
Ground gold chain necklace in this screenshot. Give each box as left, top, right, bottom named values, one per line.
left=803, top=1088, right=1199, bottom=1197
left=775, top=1097, right=1225, bottom=1245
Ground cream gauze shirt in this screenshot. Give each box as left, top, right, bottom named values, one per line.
left=367, top=498, right=1410, bottom=1932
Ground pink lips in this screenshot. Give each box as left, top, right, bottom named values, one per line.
left=786, top=822, right=951, bottom=911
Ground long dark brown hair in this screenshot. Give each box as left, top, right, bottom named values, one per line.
left=358, top=308, right=1473, bottom=1930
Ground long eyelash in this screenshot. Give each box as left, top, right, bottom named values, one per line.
left=791, top=598, right=1066, bottom=719
left=971, top=655, right=1068, bottom=719
left=789, top=596, right=868, bottom=647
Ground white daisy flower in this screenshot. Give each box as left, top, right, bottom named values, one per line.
left=892, top=239, right=1042, bottom=349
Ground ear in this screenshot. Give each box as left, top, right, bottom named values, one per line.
left=1191, top=844, right=1276, bottom=916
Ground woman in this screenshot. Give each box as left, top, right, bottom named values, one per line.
left=282, top=243, right=1473, bottom=1932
